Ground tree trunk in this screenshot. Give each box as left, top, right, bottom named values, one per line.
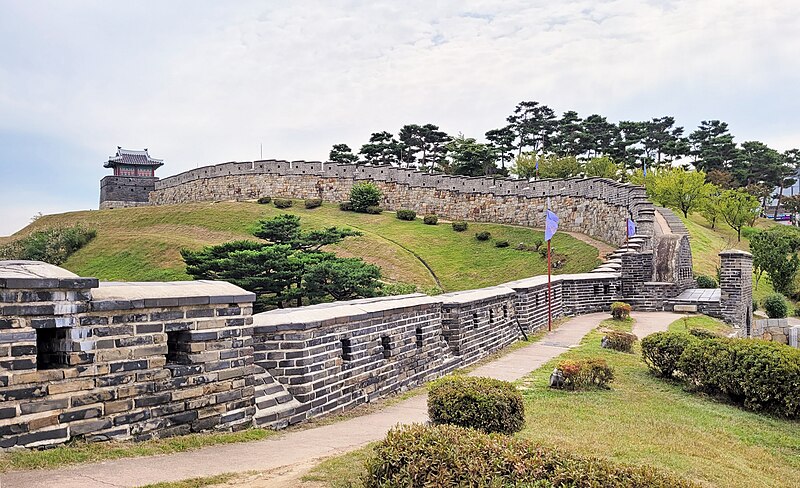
left=774, top=185, right=785, bottom=219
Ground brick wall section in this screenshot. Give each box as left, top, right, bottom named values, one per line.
left=0, top=262, right=257, bottom=449
left=251, top=295, right=460, bottom=425
left=148, top=160, right=656, bottom=247
left=719, top=250, right=754, bottom=333
left=99, top=175, right=158, bottom=209
left=439, top=287, right=519, bottom=365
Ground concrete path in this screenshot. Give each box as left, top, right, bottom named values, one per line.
left=1, top=312, right=679, bottom=488
left=631, top=311, right=681, bottom=338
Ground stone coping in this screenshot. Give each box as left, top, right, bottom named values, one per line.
left=252, top=293, right=439, bottom=331
left=439, top=286, right=516, bottom=305
left=719, top=249, right=753, bottom=257
left=91, top=280, right=255, bottom=310
left=0, top=260, right=99, bottom=290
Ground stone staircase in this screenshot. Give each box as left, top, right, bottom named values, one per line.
left=252, top=364, right=300, bottom=429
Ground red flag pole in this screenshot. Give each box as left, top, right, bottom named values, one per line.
left=547, top=239, right=552, bottom=331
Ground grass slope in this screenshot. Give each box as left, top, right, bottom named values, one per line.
left=681, top=213, right=785, bottom=307
left=305, top=316, right=800, bottom=488
left=2, top=202, right=600, bottom=292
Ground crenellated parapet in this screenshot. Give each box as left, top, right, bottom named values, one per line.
left=149, top=160, right=657, bottom=246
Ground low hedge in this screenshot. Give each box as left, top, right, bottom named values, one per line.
left=677, top=338, right=800, bottom=417
left=423, top=215, right=438, bottom=225
left=365, top=205, right=383, bottom=214
left=427, top=376, right=524, bottom=434
left=257, top=196, right=271, bottom=204
left=273, top=198, right=293, bottom=209
left=363, top=424, right=699, bottom=488
left=338, top=201, right=353, bottom=211
left=640, top=332, right=697, bottom=378
left=602, top=330, right=637, bottom=353
left=304, top=198, right=322, bottom=209
left=396, top=209, right=416, bottom=221
left=475, top=231, right=491, bottom=241
left=452, top=221, right=468, bottom=231
left=494, top=239, right=509, bottom=248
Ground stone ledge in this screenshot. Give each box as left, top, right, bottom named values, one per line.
left=91, top=281, right=255, bottom=310
left=0, top=261, right=99, bottom=290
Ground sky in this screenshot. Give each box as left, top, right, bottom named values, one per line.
left=1, top=0, right=799, bottom=236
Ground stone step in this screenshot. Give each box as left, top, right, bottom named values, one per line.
left=252, top=364, right=301, bottom=429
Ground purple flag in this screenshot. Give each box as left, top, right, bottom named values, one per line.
left=627, top=218, right=636, bottom=238
left=545, top=210, right=559, bottom=241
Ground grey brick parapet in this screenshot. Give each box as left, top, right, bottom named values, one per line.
left=0, top=261, right=256, bottom=449
left=719, top=250, right=753, bottom=333
left=99, top=175, right=158, bottom=209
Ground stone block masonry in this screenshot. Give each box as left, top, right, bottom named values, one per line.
left=0, top=261, right=256, bottom=449
left=100, top=175, right=158, bottom=209
left=149, top=160, right=655, bottom=247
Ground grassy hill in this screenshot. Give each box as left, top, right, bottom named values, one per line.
left=1, top=202, right=602, bottom=292
left=679, top=212, right=786, bottom=307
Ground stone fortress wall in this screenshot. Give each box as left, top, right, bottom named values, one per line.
left=148, top=160, right=656, bottom=247
left=0, top=160, right=757, bottom=448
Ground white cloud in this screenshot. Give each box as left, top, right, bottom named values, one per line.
left=0, top=0, right=799, bottom=235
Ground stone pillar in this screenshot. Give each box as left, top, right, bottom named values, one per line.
left=719, top=250, right=753, bottom=334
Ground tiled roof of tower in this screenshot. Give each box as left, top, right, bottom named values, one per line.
left=104, top=147, right=164, bottom=168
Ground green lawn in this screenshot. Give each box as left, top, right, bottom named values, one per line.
left=2, top=202, right=600, bottom=291
left=305, top=317, right=800, bottom=488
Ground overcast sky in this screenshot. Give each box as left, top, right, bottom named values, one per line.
left=1, top=0, right=798, bottom=236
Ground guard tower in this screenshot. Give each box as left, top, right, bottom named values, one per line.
left=99, top=147, right=163, bottom=209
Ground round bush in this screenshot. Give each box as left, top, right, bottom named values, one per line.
left=763, top=293, right=788, bottom=318
left=602, top=330, right=636, bottom=353
left=554, top=358, right=615, bottom=389
left=363, top=424, right=700, bottom=488
left=610, top=301, right=631, bottom=320
left=304, top=198, right=322, bottom=209
left=427, top=376, right=524, bottom=434
left=350, top=182, right=382, bottom=212
left=365, top=205, right=383, bottom=214
left=695, top=275, right=718, bottom=288
left=338, top=201, right=353, bottom=212
left=475, top=231, right=491, bottom=241
left=423, top=215, right=438, bottom=225
left=257, top=196, right=271, bottom=204
left=494, top=239, right=509, bottom=248
left=273, top=198, right=293, bottom=209
left=641, top=331, right=697, bottom=378
left=452, top=221, right=468, bottom=232
left=396, top=209, right=416, bottom=221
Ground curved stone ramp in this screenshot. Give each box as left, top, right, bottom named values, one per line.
left=0, top=312, right=683, bottom=488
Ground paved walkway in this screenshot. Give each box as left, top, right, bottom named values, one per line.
left=1, top=312, right=680, bottom=488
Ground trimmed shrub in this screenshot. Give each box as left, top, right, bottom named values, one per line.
left=475, top=231, right=491, bottom=241
left=531, top=236, right=544, bottom=251
left=451, top=221, right=468, bottom=232
left=273, top=198, right=293, bottom=209
left=688, top=328, right=720, bottom=339
left=428, top=376, right=524, bottom=434
left=602, top=330, right=637, bottom=353
left=752, top=298, right=759, bottom=312
left=350, top=182, right=382, bottom=212
left=641, top=331, right=697, bottom=378
left=423, top=215, right=438, bottom=225
left=365, top=205, right=383, bottom=214
left=610, top=301, right=632, bottom=320
left=256, top=196, right=271, bottom=204
left=794, top=307, right=800, bottom=318
left=695, top=275, right=718, bottom=288
left=554, top=358, right=614, bottom=389
left=763, top=293, right=788, bottom=318
left=676, top=338, right=800, bottom=417
left=303, top=198, right=322, bottom=209
left=396, top=209, right=416, bottom=221
left=494, top=239, right=509, bottom=248
left=363, top=424, right=700, bottom=488
left=338, top=201, right=353, bottom=212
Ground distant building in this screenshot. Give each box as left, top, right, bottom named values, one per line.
left=99, top=147, right=163, bottom=209
left=104, top=147, right=164, bottom=177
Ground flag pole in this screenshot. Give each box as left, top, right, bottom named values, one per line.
left=547, top=238, right=552, bottom=331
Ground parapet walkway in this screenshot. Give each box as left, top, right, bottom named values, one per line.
left=0, top=312, right=680, bottom=488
